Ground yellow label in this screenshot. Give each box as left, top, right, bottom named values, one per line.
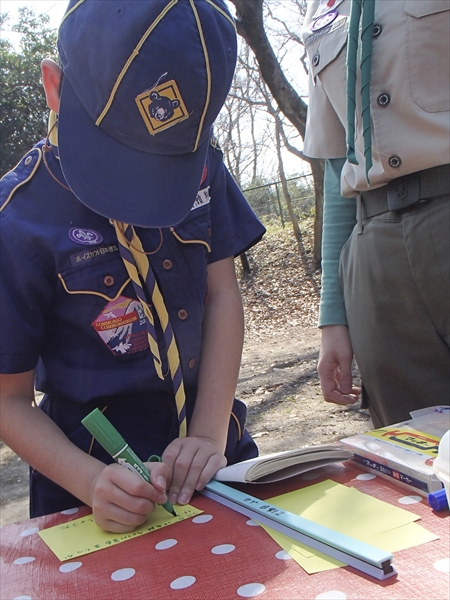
left=365, top=427, right=440, bottom=456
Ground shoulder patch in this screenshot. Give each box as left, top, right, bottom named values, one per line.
left=0, top=148, right=42, bottom=212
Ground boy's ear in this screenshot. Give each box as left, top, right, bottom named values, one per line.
left=41, top=59, right=63, bottom=113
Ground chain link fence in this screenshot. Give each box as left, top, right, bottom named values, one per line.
left=242, top=174, right=315, bottom=228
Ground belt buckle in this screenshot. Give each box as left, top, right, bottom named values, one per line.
left=387, top=173, right=420, bottom=211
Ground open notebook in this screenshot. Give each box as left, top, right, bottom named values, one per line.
left=214, top=444, right=353, bottom=483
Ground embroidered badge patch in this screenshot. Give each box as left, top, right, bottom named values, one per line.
left=92, top=296, right=149, bottom=356
left=69, top=228, right=103, bottom=246
left=312, top=9, right=338, bottom=31
left=136, top=80, right=188, bottom=135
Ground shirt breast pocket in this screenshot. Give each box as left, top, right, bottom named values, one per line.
left=58, top=257, right=149, bottom=357
left=168, top=204, right=212, bottom=300
left=403, top=0, right=450, bottom=113
left=306, top=16, right=348, bottom=84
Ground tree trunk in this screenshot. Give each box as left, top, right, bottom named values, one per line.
left=229, top=0, right=324, bottom=267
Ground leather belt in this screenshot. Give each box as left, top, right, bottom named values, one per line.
left=360, top=164, right=450, bottom=219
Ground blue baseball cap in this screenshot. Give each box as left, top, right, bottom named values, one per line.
left=57, top=0, right=237, bottom=227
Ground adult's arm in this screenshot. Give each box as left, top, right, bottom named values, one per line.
left=318, top=158, right=360, bottom=405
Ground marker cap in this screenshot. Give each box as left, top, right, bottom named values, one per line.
left=82, top=408, right=127, bottom=457
left=427, top=488, right=449, bottom=512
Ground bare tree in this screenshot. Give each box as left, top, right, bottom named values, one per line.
left=228, top=0, right=324, bottom=267
left=215, top=43, right=273, bottom=186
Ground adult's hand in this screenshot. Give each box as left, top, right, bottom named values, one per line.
left=318, top=325, right=361, bottom=405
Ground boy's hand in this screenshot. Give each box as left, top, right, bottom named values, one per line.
left=90, top=461, right=170, bottom=533
left=162, top=437, right=226, bottom=506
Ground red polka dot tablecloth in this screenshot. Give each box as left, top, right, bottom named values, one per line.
left=1, top=463, right=449, bottom=600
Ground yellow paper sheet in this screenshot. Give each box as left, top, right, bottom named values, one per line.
left=259, top=480, right=438, bottom=574
left=38, top=504, right=202, bottom=561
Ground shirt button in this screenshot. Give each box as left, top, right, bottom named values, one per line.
left=177, top=309, right=188, bottom=320
left=372, top=24, right=382, bottom=38
left=162, top=259, right=173, bottom=270
left=389, top=155, right=402, bottom=168
left=377, top=93, right=390, bottom=107
left=103, top=275, right=115, bottom=286
left=312, top=53, right=320, bottom=67
left=207, top=227, right=212, bottom=238
left=188, top=358, right=196, bottom=369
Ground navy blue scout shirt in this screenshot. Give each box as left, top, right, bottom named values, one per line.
left=0, top=139, right=265, bottom=516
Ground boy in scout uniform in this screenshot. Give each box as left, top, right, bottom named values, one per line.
left=302, top=0, right=450, bottom=427
left=0, top=0, right=265, bottom=532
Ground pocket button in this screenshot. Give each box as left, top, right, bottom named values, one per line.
left=103, top=275, right=115, bottom=286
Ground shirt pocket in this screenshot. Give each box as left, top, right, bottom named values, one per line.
left=58, top=255, right=131, bottom=303
left=169, top=203, right=212, bottom=255
left=167, top=203, right=212, bottom=299
left=305, top=16, right=348, bottom=84
left=403, top=0, right=450, bottom=112
left=57, top=256, right=149, bottom=357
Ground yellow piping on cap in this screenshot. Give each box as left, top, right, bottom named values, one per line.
left=204, top=0, right=236, bottom=30
left=58, top=0, right=86, bottom=29
left=96, top=0, right=180, bottom=127
left=189, top=0, right=211, bottom=152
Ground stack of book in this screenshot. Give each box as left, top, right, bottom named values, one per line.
left=341, top=406, right=450, bottom=496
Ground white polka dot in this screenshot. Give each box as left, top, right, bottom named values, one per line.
left=192, top=514, right=213, bottom=523
left=59, top=562, right=82, bottom=573
left=356, top=473, right=377, bottom=481
left=61, top=507, right=79, bottom=515
left=302, top=471, right=321, bottom=480
left=13, top=557, right=35, bottom=565
left=237, top=582, right=266, bottom=597
left=20, top=527, right=39, bottom=537
left=170, top=575, right=196, bottom=589
left=111, top=568, right=135, bottom=581
left=398, top=495, right=422, bottom=505
left=211, top=544, right=235, bottom=555
left=155, top=538, right=178, bottom=550
left=275, top=550, right=292, bottom=560
left=315, top=591, right=347, bottom=599
left=433, top=558, right=450, bottom=573
left=246, top=519, right=259, bottom=526
left=13, top=596, right=32, bottom=600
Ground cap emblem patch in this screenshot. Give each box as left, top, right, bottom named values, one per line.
left=136, top=80, right=188, bottom=135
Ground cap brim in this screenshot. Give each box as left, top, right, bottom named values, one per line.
left=58, top=77, right=208, bottom=228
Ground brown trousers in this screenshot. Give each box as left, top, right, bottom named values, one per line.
left=340, top=195, right=450, bottom=428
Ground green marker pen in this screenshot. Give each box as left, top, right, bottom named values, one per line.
left=82, top=408, right=176, bottom=517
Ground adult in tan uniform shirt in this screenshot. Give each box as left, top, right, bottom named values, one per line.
left=302, top=0, right=450, bottom=427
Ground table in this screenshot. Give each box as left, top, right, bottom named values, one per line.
left=1, top=462, right=449, bottom=600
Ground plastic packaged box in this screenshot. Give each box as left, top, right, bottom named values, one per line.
left=341, top=406, right=450, bottom=497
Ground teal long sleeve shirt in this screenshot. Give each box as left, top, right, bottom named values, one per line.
left=319, top=158, right=357, bottom=327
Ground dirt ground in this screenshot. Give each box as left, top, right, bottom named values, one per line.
left=0, top=225, right=371, bottom=526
